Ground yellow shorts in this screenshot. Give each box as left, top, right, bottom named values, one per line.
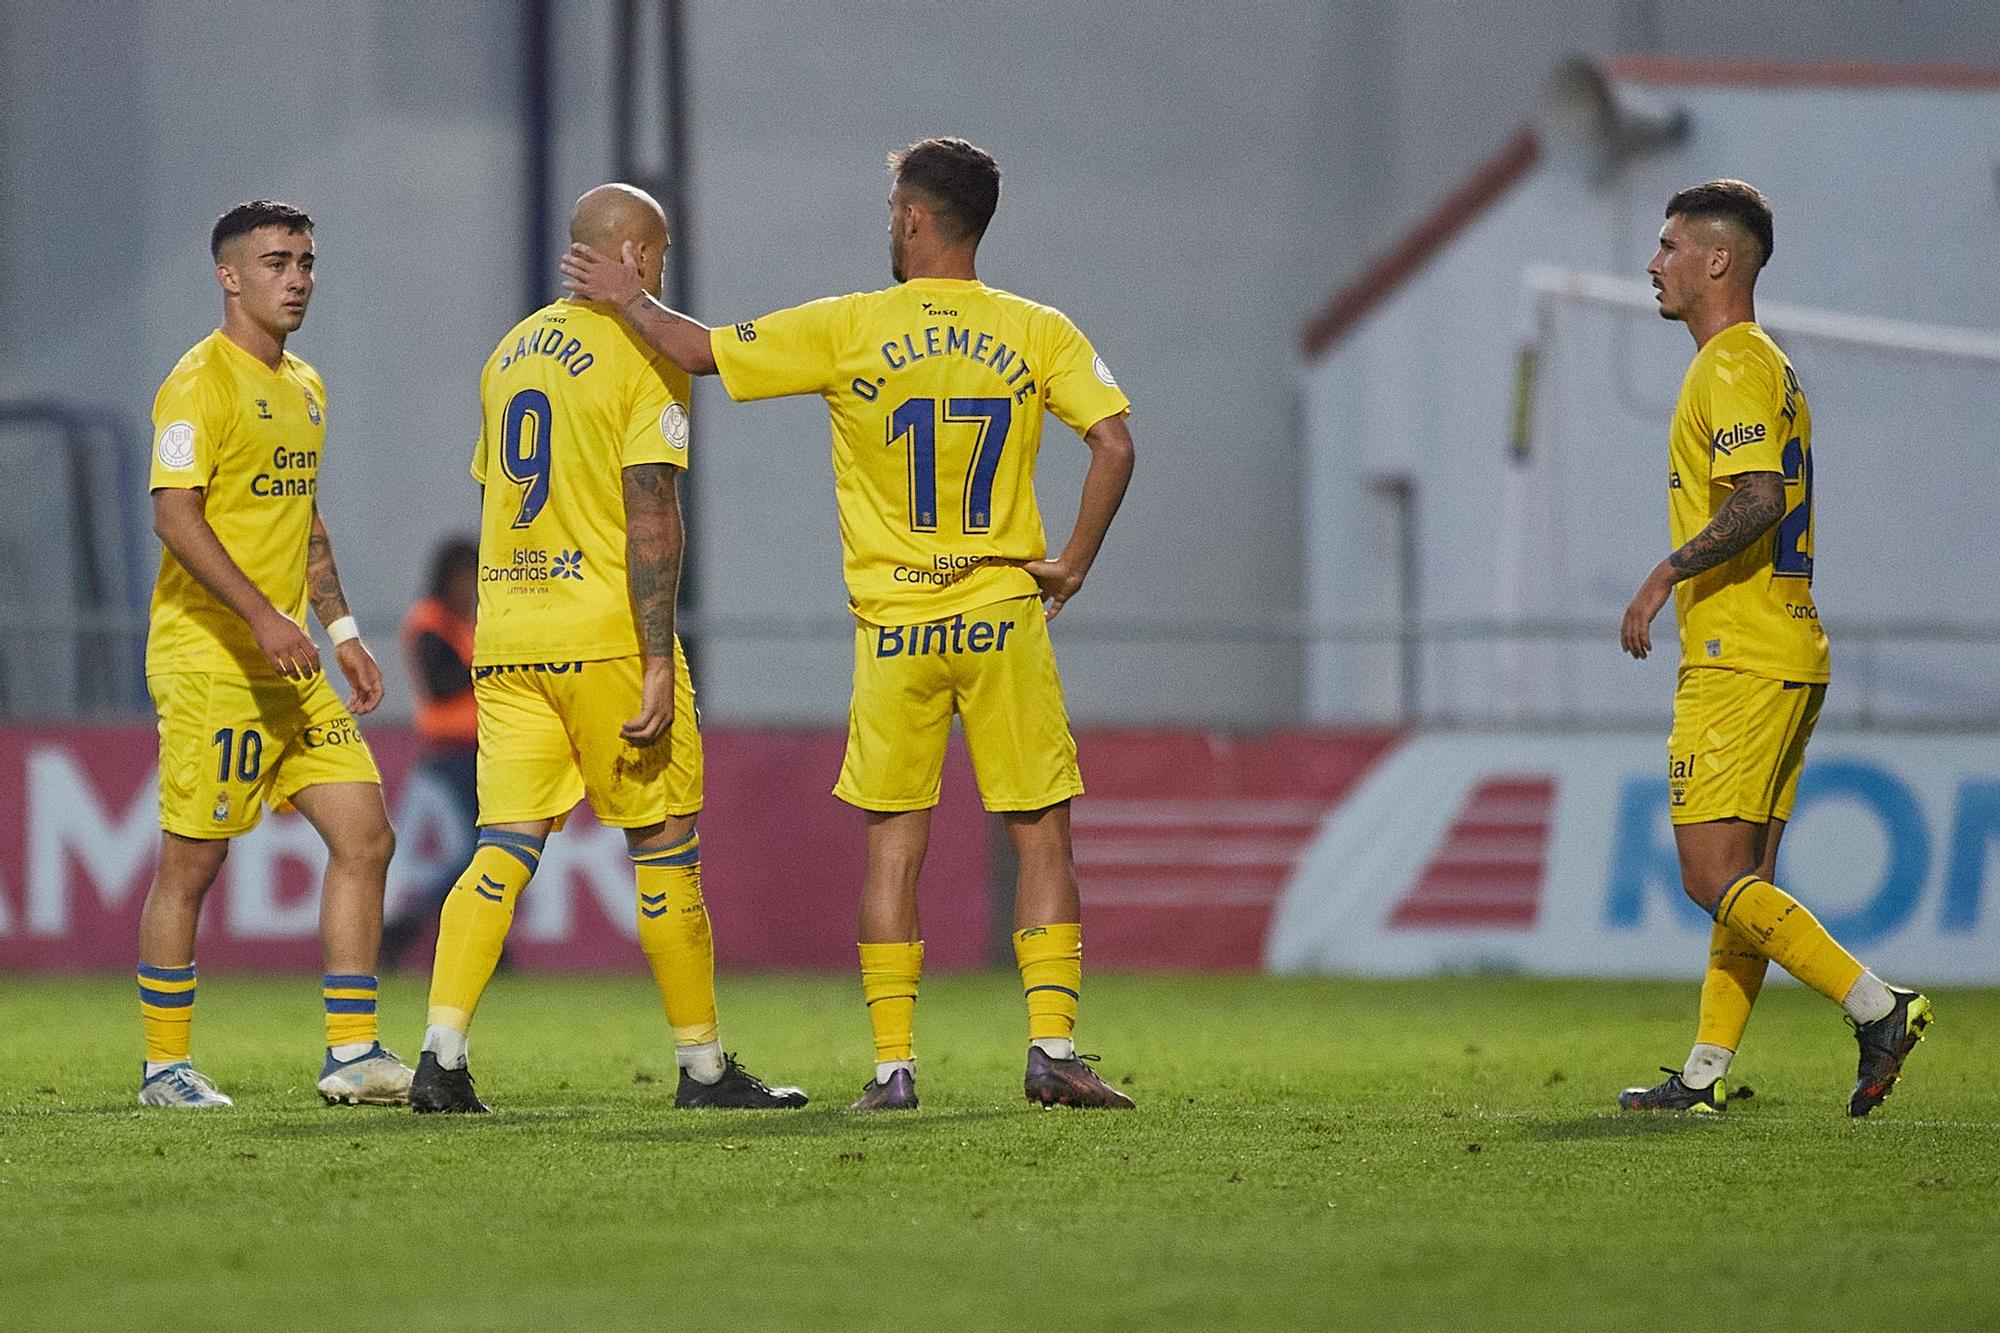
left=150, top=671, right=381, bottom=840
left=473, top=646, right=700, bottom=829
left=1667, top=666, right=1825, bottom=826
left=836, top=594, right=1083, bottom=813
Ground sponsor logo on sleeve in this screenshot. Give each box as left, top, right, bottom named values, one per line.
left=734, top=321, right=757, bottom=342
left=156, top=421, right=197, bottom=470
left=1710, top=422, right=1765, bottom=455
left=660, top=402, right=689, bottom=450
left=1092, top=354, right=1118, bottom=388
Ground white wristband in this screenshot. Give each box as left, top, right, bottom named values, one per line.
left=326, top=615, right=361, bottom=645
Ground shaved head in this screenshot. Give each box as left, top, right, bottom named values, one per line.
left=568, top=184, right=669, bottom=297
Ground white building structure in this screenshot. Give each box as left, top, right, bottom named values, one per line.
left=1301, top=57, right=2000, bottom=726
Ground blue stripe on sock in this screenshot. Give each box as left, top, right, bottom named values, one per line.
left=323, top=998, right=378, bottom=1014
left=1024, top=984, right=1080, bottom=1000
left=138, top=987, right=195, bottom=1008
left=480, top=829, right=547, bottom=854
left=482, top=841, right=540, bottom=874
left=136, top=962, right=196, bottom=982
left=322, top=974, right=377, bottom=990
left=633, top=829, right=698, bottom=865
left=633, top=844, right=700, bottom=868
left=472, top=874, right=506, bottom=902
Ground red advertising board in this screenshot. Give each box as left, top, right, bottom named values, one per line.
left=0, top=724, right=1399, bottom=974
left=1072, top=729, right=1399, bottom=969
left=0, top=725, right=991, bottom=973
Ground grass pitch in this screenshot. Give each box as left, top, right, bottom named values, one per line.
left=2, top=971, right=1996, bottom=1330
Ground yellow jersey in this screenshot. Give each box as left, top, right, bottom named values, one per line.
left=472, top=299, right=691, bottom=666
left=709, top=277, right=1131, bottom=625
left=1666, top=321, right=1829, bottom=682
left=147, top=330, right=327, bottom=680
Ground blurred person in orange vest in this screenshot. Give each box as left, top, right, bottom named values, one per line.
left=380, top=536, right=481, bottom=967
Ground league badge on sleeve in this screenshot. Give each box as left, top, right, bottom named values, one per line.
left=156, top=420, right=197, bottom=470
left=1092, top=354, right=1119, bottom=388
left=661, top=402, right=690, bottom=451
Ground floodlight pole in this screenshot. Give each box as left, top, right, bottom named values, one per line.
left=612, top=0, right=700, bottom=672
left=520, top=0, right=554, bottom=312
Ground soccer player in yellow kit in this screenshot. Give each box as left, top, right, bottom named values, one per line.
left=139, top=201, right=410, bottom=1108
left=410, top=184, right=805, bottom=1113
left=1618, top=181, right=1930, bottom=1116
left=563, top=138, right=1138, bottom=1111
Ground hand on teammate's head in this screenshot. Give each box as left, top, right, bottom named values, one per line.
left=560, top=241, right=643, bottom=307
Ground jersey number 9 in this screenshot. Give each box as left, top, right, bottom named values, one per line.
left=500, top=388, right=554, bottom=528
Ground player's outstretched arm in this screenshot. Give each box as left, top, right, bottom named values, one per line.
left=1024, top=413, right=1136, bottom=620
left=620, top=462, right=684, bottom=745
left=1620, top=470, right=1786, bottom=659
left=153, top=487, right=319, bottom=680
left=561, top=241, right=719, bottom=377
left=307, top=506, right=384, bottom=714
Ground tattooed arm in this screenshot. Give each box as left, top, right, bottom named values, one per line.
left=1665, top=472, right=1787, bottom=579
left=620, top=462, right=684, bottom=744
left=308, top=505, right=385, bottom=713
left=1621, top=471, right=1786, bottom=660
left=306, top=508, right=353, bottom=627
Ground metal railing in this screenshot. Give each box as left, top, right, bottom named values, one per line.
left=6, top=604, right=1995, bottom=729
left=0, top=402, right=150, bottom=717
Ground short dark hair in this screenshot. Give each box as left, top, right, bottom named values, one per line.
left=1665, top=179, right=1773, bottom=271
left=211, top=200, right=313, bottom=261
left=888, top=137, right=1000, bottom=243
left=428, top=535, right=481, bottom=599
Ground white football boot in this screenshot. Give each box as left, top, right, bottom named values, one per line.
left=137, top=1062, right=234, bottom=1108
left=316, top=1043, right=415, bottom=1106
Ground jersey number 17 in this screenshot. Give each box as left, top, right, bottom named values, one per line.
left=886, top=397, right=1011, bottom=535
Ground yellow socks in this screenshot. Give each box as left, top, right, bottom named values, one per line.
left=138, top=962, right=196, bottom=1065
left=1695, top=920, right=1767, bottom=1052
left=1676, top=921, right=1769, bottom=1087
left=1716, top=875, right=1865, bottom=1005
left=322, top=973, right=379, bottom=1053
left=425, top=830, right=542, bottom=1038
left=1014, top=923, right=1082, bottom=1053
left=634, top=831, right=719, bottom=1049
left=859, top=940, right=923, bottom=1064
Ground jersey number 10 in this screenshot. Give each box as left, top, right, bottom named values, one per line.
left=886, top=397, right=1012, bottom=534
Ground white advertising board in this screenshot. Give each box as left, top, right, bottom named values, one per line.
left=1267, top=733, right=2000, bottom=983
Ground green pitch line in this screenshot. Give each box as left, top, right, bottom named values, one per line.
left=1, top=973, right=1996, bottom=1330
